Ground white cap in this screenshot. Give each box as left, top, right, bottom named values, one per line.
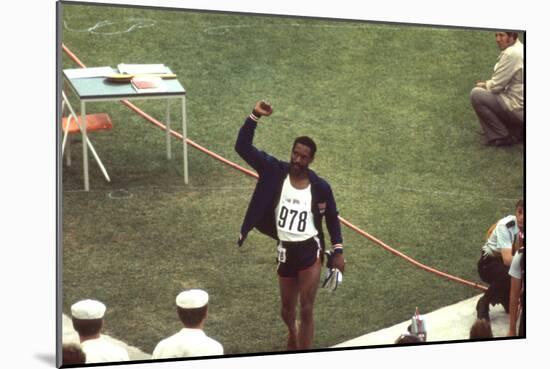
left=176, top=289, right=209, bottom=309
left=71, top=299, right=106, bottom=320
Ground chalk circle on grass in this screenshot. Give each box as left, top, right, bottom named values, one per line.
left=64, top=18, right=156, bottom=35
left=108, top=189, right=134, bottom=200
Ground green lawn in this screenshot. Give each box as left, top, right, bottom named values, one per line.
left=60, top=3, right=524, bottom=356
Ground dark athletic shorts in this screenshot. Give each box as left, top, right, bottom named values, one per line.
left=276, top=237, right=321, bottom=278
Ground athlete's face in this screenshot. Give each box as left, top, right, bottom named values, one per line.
left=495, top=32, right=515, bottom=50
left=290, top=143, right=314, bottom=175
left=516, top=206, right=524, bottom=232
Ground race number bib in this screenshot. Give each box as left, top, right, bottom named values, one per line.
left=277, top=243, right=287, bottom=263
left=277, top=205, right=308, bottom=233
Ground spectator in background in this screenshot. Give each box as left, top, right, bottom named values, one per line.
left=470, top=318, right=493, bottom=339
left=508, top=231, right=525, bottom=336
left=476, top=199, right=523, bottom=321
left=62, top=343, right=86, bottom=365
left=395, top=334, right=423, bottom=344
left=152, top=289, right=223, bottom=359
left=71, top=299, right=130, bottom=364
left=470, top=32, right=523, bottom=146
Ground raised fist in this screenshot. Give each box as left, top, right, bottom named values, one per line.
left=253, top=100, right=273, bottom=117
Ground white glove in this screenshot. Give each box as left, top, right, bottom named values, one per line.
left=322, top=268, right=343, bottom=291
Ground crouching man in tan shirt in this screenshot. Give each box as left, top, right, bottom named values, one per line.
left=471, top=31, right=523, bottom=146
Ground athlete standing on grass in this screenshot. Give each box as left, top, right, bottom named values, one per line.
left=235, top=100, right=345, bottom=350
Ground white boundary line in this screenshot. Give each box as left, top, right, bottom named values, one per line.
left=63, top=18, right=156, bottom=35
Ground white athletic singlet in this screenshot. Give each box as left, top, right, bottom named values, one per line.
left=275, top=175, right=318, bottom=242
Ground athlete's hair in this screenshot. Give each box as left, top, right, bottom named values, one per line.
left=177, top=306, right=208, bottom=328
left=293, top=136, right=317, bottom=158
left=72, top=318, right=103, bottom=337
left=505, top=32, right=519, bottom=40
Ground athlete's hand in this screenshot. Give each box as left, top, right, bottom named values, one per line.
left=332, top=253, right=345, bottom=273
left=323, top=250, right=345, bottom=291
left=253, top=100, right=273, bottom=117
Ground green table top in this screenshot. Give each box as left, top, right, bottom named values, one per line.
left=63, top=68, right=186, bottom=100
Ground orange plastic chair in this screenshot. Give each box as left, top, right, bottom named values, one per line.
left=62, top=113, right=113, bottom=134
left=61, top=91, right=113, bottom=182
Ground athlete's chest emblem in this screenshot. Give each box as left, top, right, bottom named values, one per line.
left=283, top=197, right=301, bottom=205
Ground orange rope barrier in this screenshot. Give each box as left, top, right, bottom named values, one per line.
left=338, top=217, right=487, bottom=291
left=61, top=43, right=487, bottom=292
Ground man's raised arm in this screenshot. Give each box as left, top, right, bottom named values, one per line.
left=235, top=100, right=274, bottom=172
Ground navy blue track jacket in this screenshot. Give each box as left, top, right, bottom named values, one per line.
left=235, top=116, right=343, bottom=252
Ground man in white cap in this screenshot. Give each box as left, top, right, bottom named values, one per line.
left=70, top=299, right=130, bottom=363
left=152, top=289, right=223, bottom=359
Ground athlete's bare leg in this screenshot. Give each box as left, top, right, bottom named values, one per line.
left=296, top=258, right=321, bottom=349
left=279, top=276, right=299, bottom=350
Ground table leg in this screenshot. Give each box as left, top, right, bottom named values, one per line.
left=81, top=101, right=89, bottom=191
left=65, top=124, right=72, bottom=167
left=61, top=93, right=72, bottom=166
left=166, top=99, right=172, bottom=160
left=182, top=96, right=188, bottom=184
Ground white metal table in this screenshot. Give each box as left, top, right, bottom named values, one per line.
left=62, top=68, right=188, bottom=191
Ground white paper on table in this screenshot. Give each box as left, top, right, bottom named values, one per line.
left=64, top=67, right=116, bottom=79
left=117, top=63, right=170, bottom=75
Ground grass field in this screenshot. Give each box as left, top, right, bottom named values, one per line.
left=60, top=3, right=524, bottom=357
